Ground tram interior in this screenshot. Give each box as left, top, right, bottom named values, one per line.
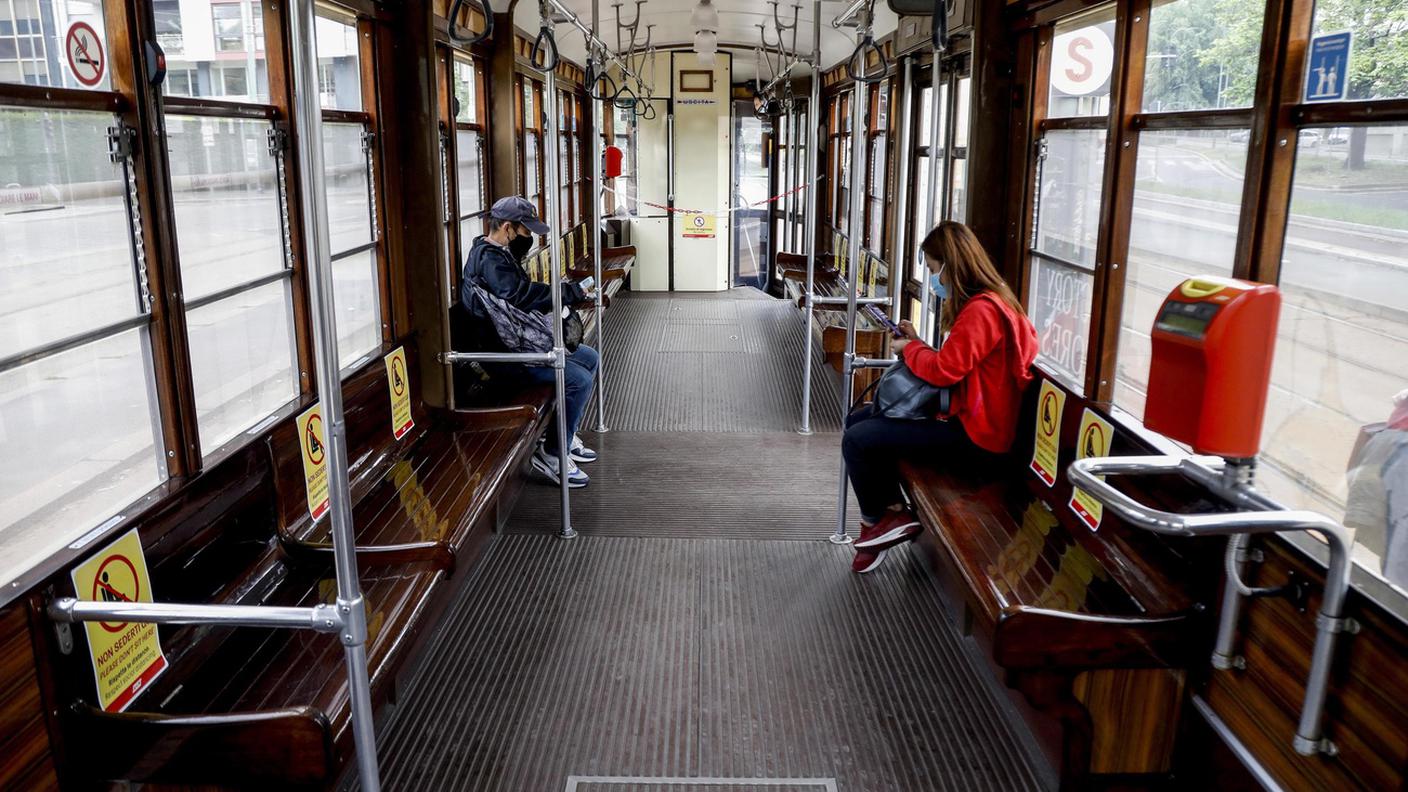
left=1, top=0, right=1407, bottom=790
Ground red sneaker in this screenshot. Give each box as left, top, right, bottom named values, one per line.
left=851, top=547, right=889, bottom=574
left=854, top=509, right=922, bottom=550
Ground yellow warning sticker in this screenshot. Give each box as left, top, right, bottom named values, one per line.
left=70, top=528, right=168, bottom=713
left=297, top=402, right=330, bottom=521
left=865, top=253, right=878, bottom=296
left=682, top=212, right=715, bottom=239
left=1069, top=408, right=1114, bottom=531
left=1029, top=379, right=1065, bottom=487
left=385, top=346, right=414, bottom=441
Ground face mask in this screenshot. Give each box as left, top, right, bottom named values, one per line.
left=929, top=265, right=948, bottom=301
left=509, top=233, right=534, bottom=261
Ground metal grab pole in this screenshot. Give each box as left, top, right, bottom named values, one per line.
left=543, top=30, right=577, bottom=540
left=920, top=53, right=943, bottom=342
left=797, top=0, right=821, bottom=435
left=889, top=57, right=914, bottom=325
left=287, top=0, right=380, bottom=787
left=832, top=17, right=870, bottom=544
left=590, top=0, right=608, bottom=433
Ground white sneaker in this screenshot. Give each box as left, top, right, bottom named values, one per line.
left=532, top=445, right=589, bottom=488
left=569, top=434, right=598, bottom=463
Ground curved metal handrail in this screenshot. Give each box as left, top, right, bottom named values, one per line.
left=1068, top=454, right=1353, bottom=756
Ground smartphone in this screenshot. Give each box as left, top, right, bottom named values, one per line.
left=578, top=276, right=596, bottom=292
left=863, top=304, right=905, bottom=338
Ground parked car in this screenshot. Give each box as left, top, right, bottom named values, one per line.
left=1298, top=129, right=1323, bottom=145
left=1328, top=130, right=1349, bottom=145
left=1229, top=129, right=1251, bottom=143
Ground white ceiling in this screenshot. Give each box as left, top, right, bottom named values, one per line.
left=508, top=0, right=900, bottom=84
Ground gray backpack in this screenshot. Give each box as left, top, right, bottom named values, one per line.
left=469, top=282, right=583, bottom=358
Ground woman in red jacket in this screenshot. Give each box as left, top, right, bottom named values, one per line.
left=845, top=221, right=1038, bottom=573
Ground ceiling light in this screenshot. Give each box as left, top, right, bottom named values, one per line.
left=691, top=0, right=719, bottom=32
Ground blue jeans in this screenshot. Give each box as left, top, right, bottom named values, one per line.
left=514, top=344, right=599, bottom=453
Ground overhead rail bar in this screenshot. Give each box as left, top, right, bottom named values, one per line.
left=831, top=0, right=868, bottom=28
left=544, top=0, right=656, bottom=108
left=797, top=0, right=822, bottom=436
left=830, top=15, right=873, bottom=545
left=48, top=0, right=385, bottom=786
left=1067, top=454, right=1355, bottom=757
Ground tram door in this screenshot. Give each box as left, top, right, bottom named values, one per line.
left=731, top=101, right=770, bottom=290
left=631, top=96, right=672, bottom=291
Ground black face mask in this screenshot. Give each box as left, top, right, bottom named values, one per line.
left=509, top=233, right=534, bottom=262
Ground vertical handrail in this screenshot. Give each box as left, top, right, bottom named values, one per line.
left=919, top=54, right=942, bottom=342
left=542, top=25, right=577, bottom=540
left=832, top=18, right=871, bottom=544
left=797, top=0, right=821, bottom=436
left=590, top=0, right=608, bottom=433
left=286, top=0, right=381, bottom=787
left=889, top=56, right=913, bottom=325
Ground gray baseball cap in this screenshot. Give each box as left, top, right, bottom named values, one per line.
left=490, top=195, right=550, bottom=235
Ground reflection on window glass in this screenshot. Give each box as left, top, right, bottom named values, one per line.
left=186, top=280, right=297, bottom=450
left=165, top=116, right=283, bottom=301
left=1115, top=130, right=1247, bottom=419
left=1313, top=0, right=1408, bottom=102
left=1047, top=7, right=1116, bottom=118
left=0, top=108, right=137, bottom=357
left=0, top=0, right=110, bottom=90
left=1035, top=129, right=1107, bottom=268
left=331, top=249, right=381, bottom=368
left=951, top=157, right=968, bottom=223
left=323, top=121, right=372, bottom=253
left=1262, top=124, right=1408, bottom=586
left=0, top=329, right=166, bottom=587
left=453, top=58, right=477, bottom=123
left=1143, top=0, right=1263, bottom=111
left=314, top=11, right=362, bottom=111
left=525, top=134, right=540, bottom=208
left=156, top=0, right=269, bottom=102
left=1029, top=257, right=1093, bottom=388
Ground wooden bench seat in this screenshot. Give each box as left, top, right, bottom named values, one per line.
left=53, top=340, right=546, bottom=787
left=777, top=250, right=885, bottom=390
left=897, top=372, right=1213, bottom=788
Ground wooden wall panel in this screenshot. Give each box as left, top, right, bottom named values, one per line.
left=1075, top=667, right=1185, bottom=774
left=0, top=607, right=59, bottom=790
left=1205, top=539, right=1408, bottom=790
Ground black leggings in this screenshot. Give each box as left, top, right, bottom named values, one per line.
left=842, top=404, right=986, bottom=524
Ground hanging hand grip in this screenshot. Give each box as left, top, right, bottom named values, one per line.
left=845, top=36, right=888, bottom=84
left=530, top=25, right=559, bottom=73
left=585, top=60, right=618, bottom=101
left=448, top=0, right=493, bottom=45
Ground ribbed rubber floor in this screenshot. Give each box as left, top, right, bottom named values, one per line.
left=366, top=536, right=1044, bottom=792
left=599, top=290, right=844, bottom=433
left=506, top=431, right=858, bottom=540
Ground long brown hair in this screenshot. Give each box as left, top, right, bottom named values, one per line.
left=919, top=221, right=1025, bottom=331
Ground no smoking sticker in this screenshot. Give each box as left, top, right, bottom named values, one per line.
left=65, top=22, right=106, bottom=88
left=71, top=528, right=167, bottom=712
left=297, top=403, right=330, bottom=521
left=682, top=212, right=715, bottom=239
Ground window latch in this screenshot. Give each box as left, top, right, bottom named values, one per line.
left=361, top=129, right=376, bottom=154
left=267, top=125, right=290, bottom=157
left=107, top=125, right=136, bottom=163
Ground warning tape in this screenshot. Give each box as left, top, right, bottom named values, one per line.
left=602, top=179, right=818, bottom=219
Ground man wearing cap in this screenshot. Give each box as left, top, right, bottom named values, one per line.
left=462, top=196, right=599, bottom=488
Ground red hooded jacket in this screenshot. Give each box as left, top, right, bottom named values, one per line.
left=901, top=291, right=1039, bottom=453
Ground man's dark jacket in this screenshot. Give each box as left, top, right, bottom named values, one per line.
left=458, top=235, right=584, bottom=349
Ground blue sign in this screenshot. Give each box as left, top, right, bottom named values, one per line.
left=1305, top=32, right=1353, bottom=103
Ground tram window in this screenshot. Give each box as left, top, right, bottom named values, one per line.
left=0, top=0, right=109, bottom=89
left=864, top=80, right=889, bottom=254
left=166, top=115, right=297, bottom=449
left=1311, top=0, right=1406, bottom=102
left=314, top=8, right=362, bottom=112
left=1047, top=7, right=1116, bottom=119
left=0, top=108, right=166, bottom=583
left=155, top=0, right=269, bottom=102
left=1261, top=124, right=1408, bottom=574
left=1029, top=129, right=1105, bottom=387
left=453, top=58, right=477, bottom=124
left=1114, top=129, right=1247, bottom=418
left=1142, top=0, right=1261, bottom=112
left=456, top=129, right=484, bottom=222
left=0, top=108, right=142, bottom=356
left=911, top=82, right=947, bottom=284
left=323, top=120, right=380, bottom=368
